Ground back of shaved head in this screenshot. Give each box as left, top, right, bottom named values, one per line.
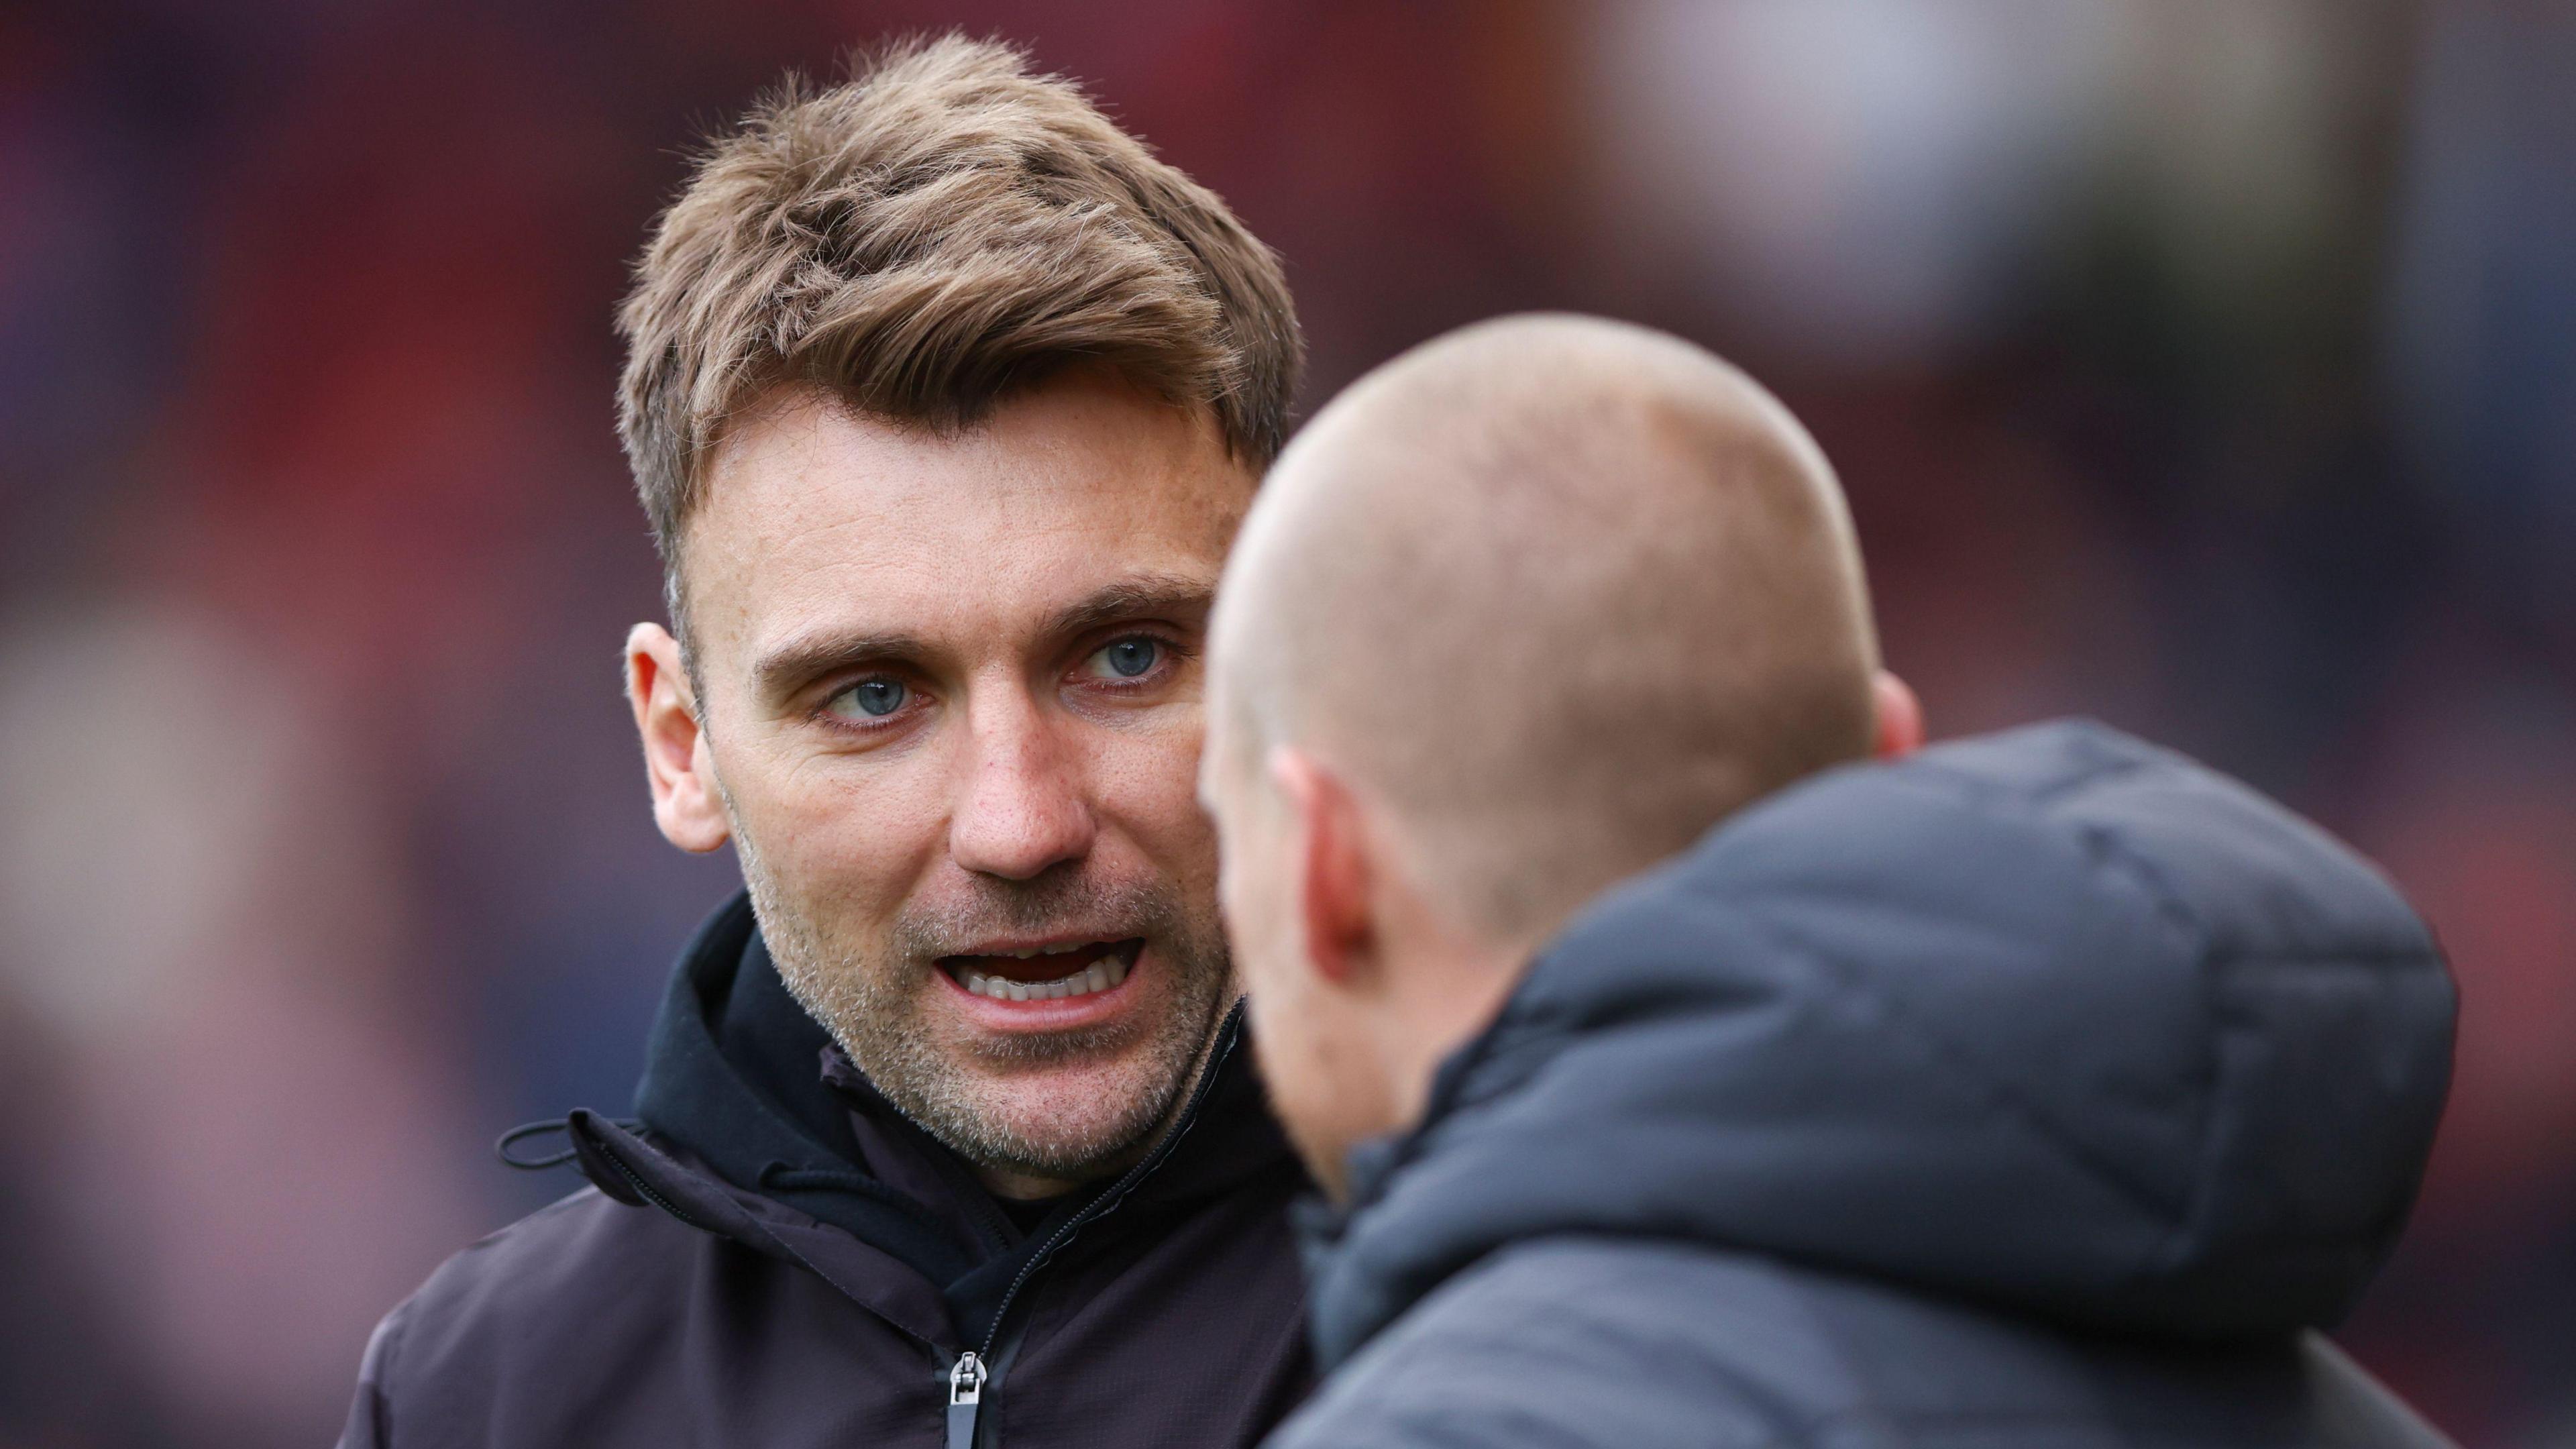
left=1212, top=314, right=1879, bottom=944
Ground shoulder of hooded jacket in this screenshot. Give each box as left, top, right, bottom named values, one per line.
left=1273, top=1235, right=2459, bottom=1449
left=1313, top=717, right=2449, bottom=1348
left=337, top=1185, right=712, bottom=1448
left=1270, top=1237, right=1854, bottom=1449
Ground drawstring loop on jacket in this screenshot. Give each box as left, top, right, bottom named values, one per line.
left=496, top=1116, right=642, bottom=1171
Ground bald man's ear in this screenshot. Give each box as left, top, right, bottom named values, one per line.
left=1872, top=670, right=1925, bottom=761
left=628, top=622, right=732, bottom=853
left=1269, top=747, right=1376, bottom=988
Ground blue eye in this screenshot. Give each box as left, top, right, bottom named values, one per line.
left=1100, top=638, right=1160, bottom=678
left=833, top=678, right=907, bottom=718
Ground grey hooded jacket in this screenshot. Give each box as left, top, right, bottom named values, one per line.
left=1270, top=721, right=2457, bottom=1449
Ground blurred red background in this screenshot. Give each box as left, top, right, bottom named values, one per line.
left=2, top=2, right=2570, bottom=1444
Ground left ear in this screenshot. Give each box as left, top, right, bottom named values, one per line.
left=628, top=622, right=733, bottom=852
left=1872, top=669, right=1925, bottom=760
left=1268, top=745, right=1376, bottom=987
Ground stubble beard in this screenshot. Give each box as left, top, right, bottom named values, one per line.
left=735, top=826, right=1234, bottom=1185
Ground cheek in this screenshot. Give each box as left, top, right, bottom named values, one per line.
left=1233, top=887, right=1324, bottom=1082
left=720, top=735, right=947, bottom=916
left=1216, top=824, right=1295, bottom=982
left=1226, top=901, right=1291, bottom=1007
left=1091, top=717, right=1220, bottom=871
left=1245, top=985, right=1328, bottom=1110
left=1246, top=983, right=1364, bottom=1183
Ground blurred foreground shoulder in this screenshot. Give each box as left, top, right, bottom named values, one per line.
left=1266, top=1234, right=2454, bottom=1449
left=1267, top=1237, right=1831, bottom=1449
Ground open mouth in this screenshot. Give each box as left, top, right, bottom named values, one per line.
left=939, top=939, right=1144, bottom=1003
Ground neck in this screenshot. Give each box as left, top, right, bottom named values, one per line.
left=976, top=1161, right=1105, bottom=1203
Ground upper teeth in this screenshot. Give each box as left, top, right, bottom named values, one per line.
left=956, top=952, right=1131, bottom=1003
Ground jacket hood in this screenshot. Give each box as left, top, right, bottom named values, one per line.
left=631, top=892, right=981, bottom=1279
left=1305, top=720, right=2455, bottom=1368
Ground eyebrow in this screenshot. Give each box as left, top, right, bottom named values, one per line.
left=749, top=628, right=935, bottom=704
left=746, top=572, right=1218, bottom=705
left=1042, top=572, right=1218, bottom=641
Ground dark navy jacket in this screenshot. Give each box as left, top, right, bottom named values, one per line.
left=339, top=897, right=1312, bottom=1449
left=1272, top=722, right=2457, bottom=1448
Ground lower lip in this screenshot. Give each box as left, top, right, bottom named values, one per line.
left=935, top=946, right=1144, bottom=1032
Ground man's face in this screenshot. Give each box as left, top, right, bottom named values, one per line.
left=1197, top=702, right=1372, bottom=1200
left=676, top=374, right=1248, bottom=1187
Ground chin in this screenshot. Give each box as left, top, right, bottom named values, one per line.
left=961, top=1042, right=1199, bottom=1173
left=769, top=883, right=1234, bottom=1178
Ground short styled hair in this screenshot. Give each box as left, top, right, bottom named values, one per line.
left=1214, top=316, right=1878, bottom=944
left=615, top=35, right=1301, bottom=615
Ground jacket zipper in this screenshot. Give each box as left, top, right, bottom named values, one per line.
left=945, top=1350, right=987, bottom=1449
left=943, top=1011, right=1244, bottom=1449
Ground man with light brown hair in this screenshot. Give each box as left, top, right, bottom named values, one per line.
left=340, top=38, right=1315, bottom=1449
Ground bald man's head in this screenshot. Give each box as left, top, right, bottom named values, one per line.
left=1211, top=314, right=1879, bottom=946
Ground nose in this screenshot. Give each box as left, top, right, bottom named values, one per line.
left=947, top=682, right=1097, bottom=881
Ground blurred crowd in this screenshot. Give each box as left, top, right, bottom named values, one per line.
left=1, top=1, right=2569, bottom=1444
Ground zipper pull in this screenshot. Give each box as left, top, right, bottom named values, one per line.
left=947, top=1351, right=987, bottom=1449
